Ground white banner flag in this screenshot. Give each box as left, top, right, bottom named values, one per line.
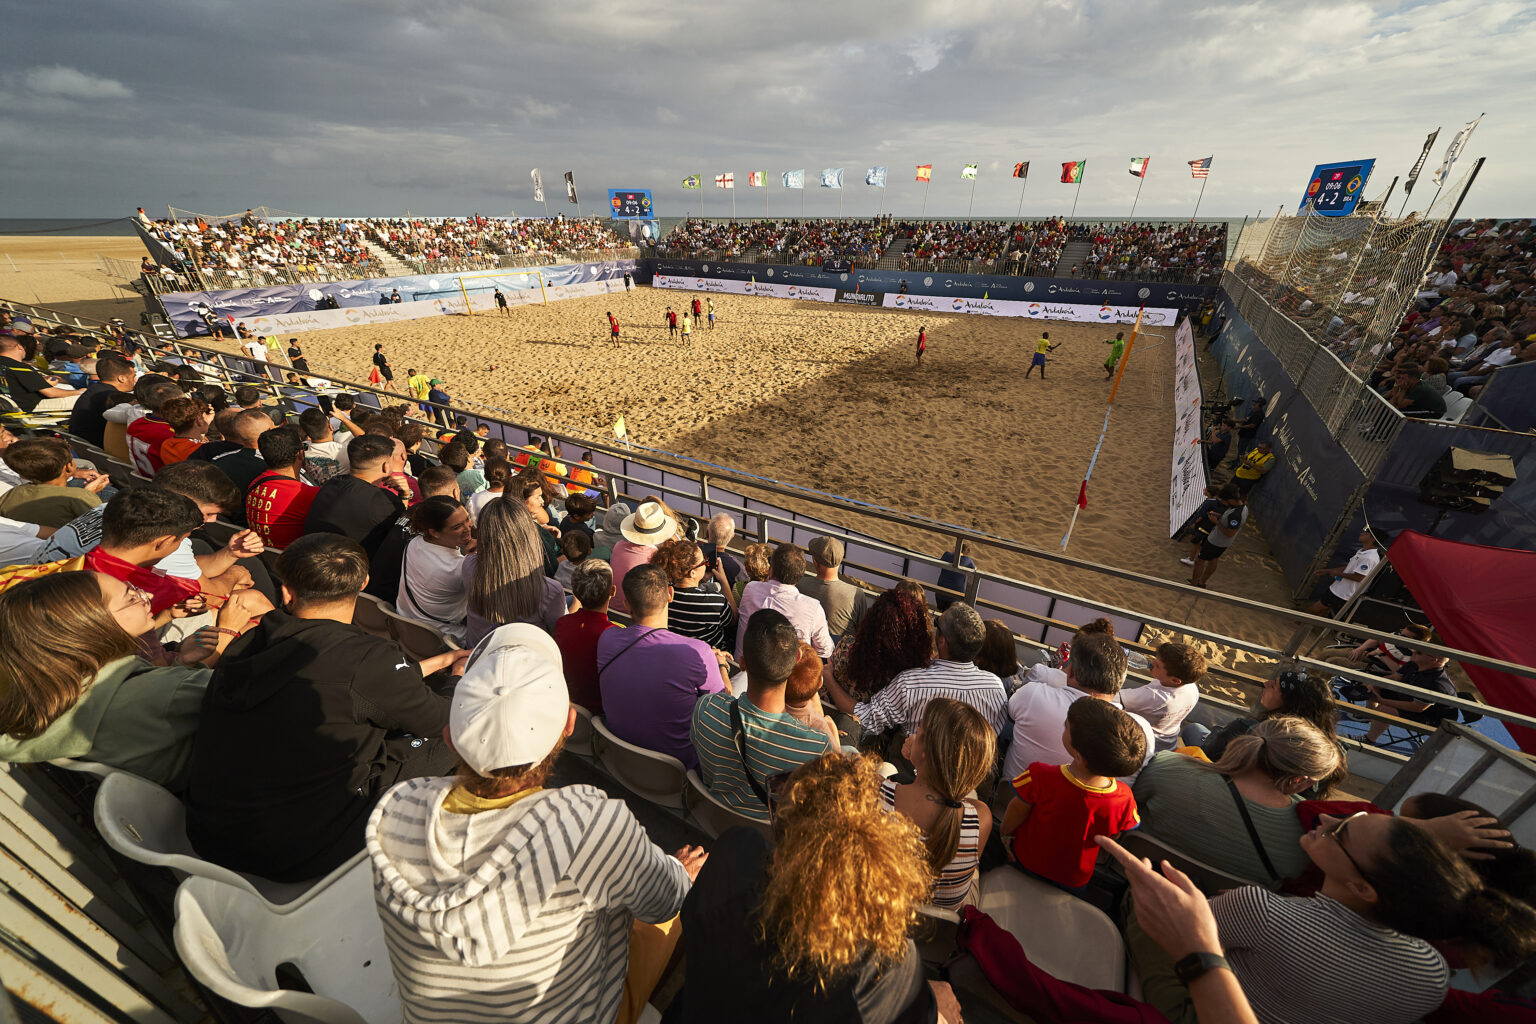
left=530, top=168, right=544, bottom=203
left=1433, top=114, right=1482, bottom=186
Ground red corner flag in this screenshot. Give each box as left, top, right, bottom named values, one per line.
left=1076, top=481, right=1088, bottom=509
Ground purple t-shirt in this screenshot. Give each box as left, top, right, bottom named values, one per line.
left=597, top=626, right=722, bottom=769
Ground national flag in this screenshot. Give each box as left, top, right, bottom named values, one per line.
left=1061, top=160, right=1086, bottom=184
left=1433, top=114, right=1482, bottom=186
left=715, top=172, right=735, bottom=189
left=1076, top=481, right=1088, bottom=510
left=865, top=166, right=887, bottom=187
left=1012, top=161, right=1029, bottom=179
left=820, top=168, right=843, bottom=189
left=1188, top=156, right=1212, bottom=179
left=783, top=169, right=805, bottom=189
left=961, top=163, right=978, bottom=180
left=681, top=174, right=702, bottom=189
left=1403, top=130, right=1439, bottom=196
left=1129, top=156, right=1150, bottom=178
left=747, top=171, right=766, bottom=187
left=530, top=168, right=544, bottom=203
left=563, top=171, right=578, bottom=204
left=916, top=164, right=932, bottom=182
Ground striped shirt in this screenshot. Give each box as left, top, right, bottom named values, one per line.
left=1213, top=887, right=1447, bottom=1024
left=853, top=660, right=1009, bottom=736
left=879, top=778, right=980, bottom=910
left=366, top=779, right=690, bottom=1024
left=667, top=585, right=736, bottom=650
left=691, top=692, right=832, bottom=823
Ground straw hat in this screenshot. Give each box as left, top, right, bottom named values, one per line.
left=620, top=501, right=674, bottom=546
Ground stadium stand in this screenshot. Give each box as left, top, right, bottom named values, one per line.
left=3, top=293, right=1536, bottom=1024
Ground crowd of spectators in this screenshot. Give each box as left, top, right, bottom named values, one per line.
left=1349, top=218, right=1536, bottom=409
left=134, top=208, right=632, bottom=284
left=659, top=216, right=897, bottom=263
left=658, top=215, right=1225, bottom=280
left=1077, top=220, right=1228, bottom=282
left=374, top=213, right=630, bottom=270
left=3, top=304, right=1534, bottom=1024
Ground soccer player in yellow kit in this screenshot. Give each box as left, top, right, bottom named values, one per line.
left=1024, top=331, right=1059, bottom=379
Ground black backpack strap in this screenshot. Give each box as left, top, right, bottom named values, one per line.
left=1222, top=775, right=1281, bottom=882
left=730, top=698, right=771, bottom=810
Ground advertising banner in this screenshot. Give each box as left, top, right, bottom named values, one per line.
left=880, top=292, right=1177, bottom=326
left=1169, top=317, right=1208, bottom=536
left=821, top=257, right=855, bottom=274
left=651, top=274, right=835, bottom=302
left=161, top=259, right=640, bottom=336
left=834, top=290, right=884, bottom=306
left=648, top=258, right=1216, bottom=308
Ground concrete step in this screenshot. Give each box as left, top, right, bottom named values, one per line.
left=361, top=238, right=414, bottom=277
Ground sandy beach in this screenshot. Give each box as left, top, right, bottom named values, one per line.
left=0, top=234, right=148, bottom=323
left=2, top=238, right=1297, bottom=696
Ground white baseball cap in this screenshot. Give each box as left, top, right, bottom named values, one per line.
left=449, top=624, right=569, bottom=776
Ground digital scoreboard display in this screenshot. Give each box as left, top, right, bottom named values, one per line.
left=1300, top=159, right=1375, bottom=217
left=607, top=189, right=654, bottom=220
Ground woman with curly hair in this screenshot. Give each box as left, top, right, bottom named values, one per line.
left=735, top=540, right=773, bottom=602
left=826, top=580, right=934, bottom=703
left=651, top=537, right=736, bottom=650
left=1194, top=668, right=1347, bottom=797
left=670, top=753, right=961, bottom=1023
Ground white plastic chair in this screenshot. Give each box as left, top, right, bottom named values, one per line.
left=974, top=866, right=1130, bottom=992
left=93, top=771, right=352, bottom=905
left=47, top=757, right=124, bottom=780
left=683, top=769, right=772, bottom=840
left=590, top=717, right=687, bottom=810
left=174, top=861, right=399, bottom=1024
left=567, top=704, right=597, bottom=759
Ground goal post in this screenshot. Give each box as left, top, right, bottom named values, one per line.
left=453, top=268, right=547, bottom=315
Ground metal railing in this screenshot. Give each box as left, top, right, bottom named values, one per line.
left=401, top=247, right=640, bottom=275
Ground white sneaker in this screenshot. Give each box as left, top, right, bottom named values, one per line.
left=1179, top=557, right=1195, bottom=566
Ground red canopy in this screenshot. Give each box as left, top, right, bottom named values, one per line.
left=1387, top=530, right=1536, bottom=753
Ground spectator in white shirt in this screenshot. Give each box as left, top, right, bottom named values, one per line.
left=1305, top=528, right=1382, bottom=617
left=825, top=602, right=1009, bottom=738
left=1119, top=642, right=1208, bottom=752
left=396, top=496, right=474, bottom=644
left=735, top=543, right=833, bottom=661
left=1001, top=633, right=1156, bottom=785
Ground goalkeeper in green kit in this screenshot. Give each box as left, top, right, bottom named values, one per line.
left=1104, top=331, right=1126, bottom=379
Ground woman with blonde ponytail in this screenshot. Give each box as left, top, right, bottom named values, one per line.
left=669, top=753, right=962, bottom=1023
left=884, top=697, right=995, bottom=908
left=1133, top=715, right=1341, bottom=883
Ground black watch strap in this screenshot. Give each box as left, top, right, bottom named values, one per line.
left=1173, top=951, right=1230, bottom=985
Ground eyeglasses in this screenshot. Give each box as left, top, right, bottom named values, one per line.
left=685, top=561, right=708, bottom=573
left=1321, top=811, right=1370, bottom=878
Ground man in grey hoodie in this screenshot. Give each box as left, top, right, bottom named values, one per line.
left=366, top=622, right=707, bottom=1024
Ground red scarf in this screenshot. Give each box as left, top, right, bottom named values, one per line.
left=84, top=546, right=200, bottom=615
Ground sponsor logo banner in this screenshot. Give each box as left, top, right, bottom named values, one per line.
left=834, top=290, right=883, bottom=306
left=1168, top=317, right=1208, bottom=537
left=820, top=257, right=855, bottom=274
left=880, top=293, right=1175, bottom=325
left=651, top=274, right=835, bottom=302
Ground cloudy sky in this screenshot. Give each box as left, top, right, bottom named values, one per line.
left=2, top=0, right=1528, bottom=221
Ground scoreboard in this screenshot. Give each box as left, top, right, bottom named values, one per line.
left=1300, top=159, right=1376, bottom=217
left=607, top=189, right=654, bottom=220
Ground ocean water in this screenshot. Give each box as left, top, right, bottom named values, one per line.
left=0, top=218, right=139, bottom=236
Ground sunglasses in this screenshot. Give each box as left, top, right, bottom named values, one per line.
left=1321, top=811, right=1370, bottom=878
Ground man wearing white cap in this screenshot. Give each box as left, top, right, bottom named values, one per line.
left=367, top=623, right=706, bottom=1024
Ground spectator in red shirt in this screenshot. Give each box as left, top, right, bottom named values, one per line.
left=125, top=379, right=183, bottom=475
left=554, top=558, right=617, bottom=715
left=999, top=696, right=1145, bottom=891
left=245, top=426, right=319, bottom=548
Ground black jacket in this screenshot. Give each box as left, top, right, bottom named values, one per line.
left=185, top=610, right=450, bottom=882
left=303, top=475, right=404, bottom=557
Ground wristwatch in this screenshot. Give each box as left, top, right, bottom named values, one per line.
left=1173, top=951, right=1230, bottom=985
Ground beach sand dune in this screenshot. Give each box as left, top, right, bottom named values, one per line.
left=239, top=287, right=1297, bottom=680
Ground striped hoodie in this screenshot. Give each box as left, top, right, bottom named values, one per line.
left=366, top=779, right=689, bottom=1024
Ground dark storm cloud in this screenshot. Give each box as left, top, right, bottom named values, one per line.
left=2, top=0, right=1529, bottom=218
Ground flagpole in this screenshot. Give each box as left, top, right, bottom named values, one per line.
left=967, top=174, right=977, bottom=218
left=1129, top=170, right=1147, bottom=219
left=878, top=182, right=885, bottom=217
left=801, top=186, right=805, bottom=217
left=1015, top=177, right=1027, bottom=219
left=839, top=189, right=844, bottom=218
left=731, top=182, right=736, bottom=220
left=1190, top=174, right=1209, bottom=223
left=921, top=177, right=931, bottom=218
left=1071, top=172, right=1085, bottom=219
left=764, top=179, right=768, bottom=218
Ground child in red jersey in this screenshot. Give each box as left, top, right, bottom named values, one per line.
left=1000, top=696, right=1144, bottom=891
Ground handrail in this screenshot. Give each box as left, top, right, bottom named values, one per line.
left=7, top=293, right=1536, bottom=736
